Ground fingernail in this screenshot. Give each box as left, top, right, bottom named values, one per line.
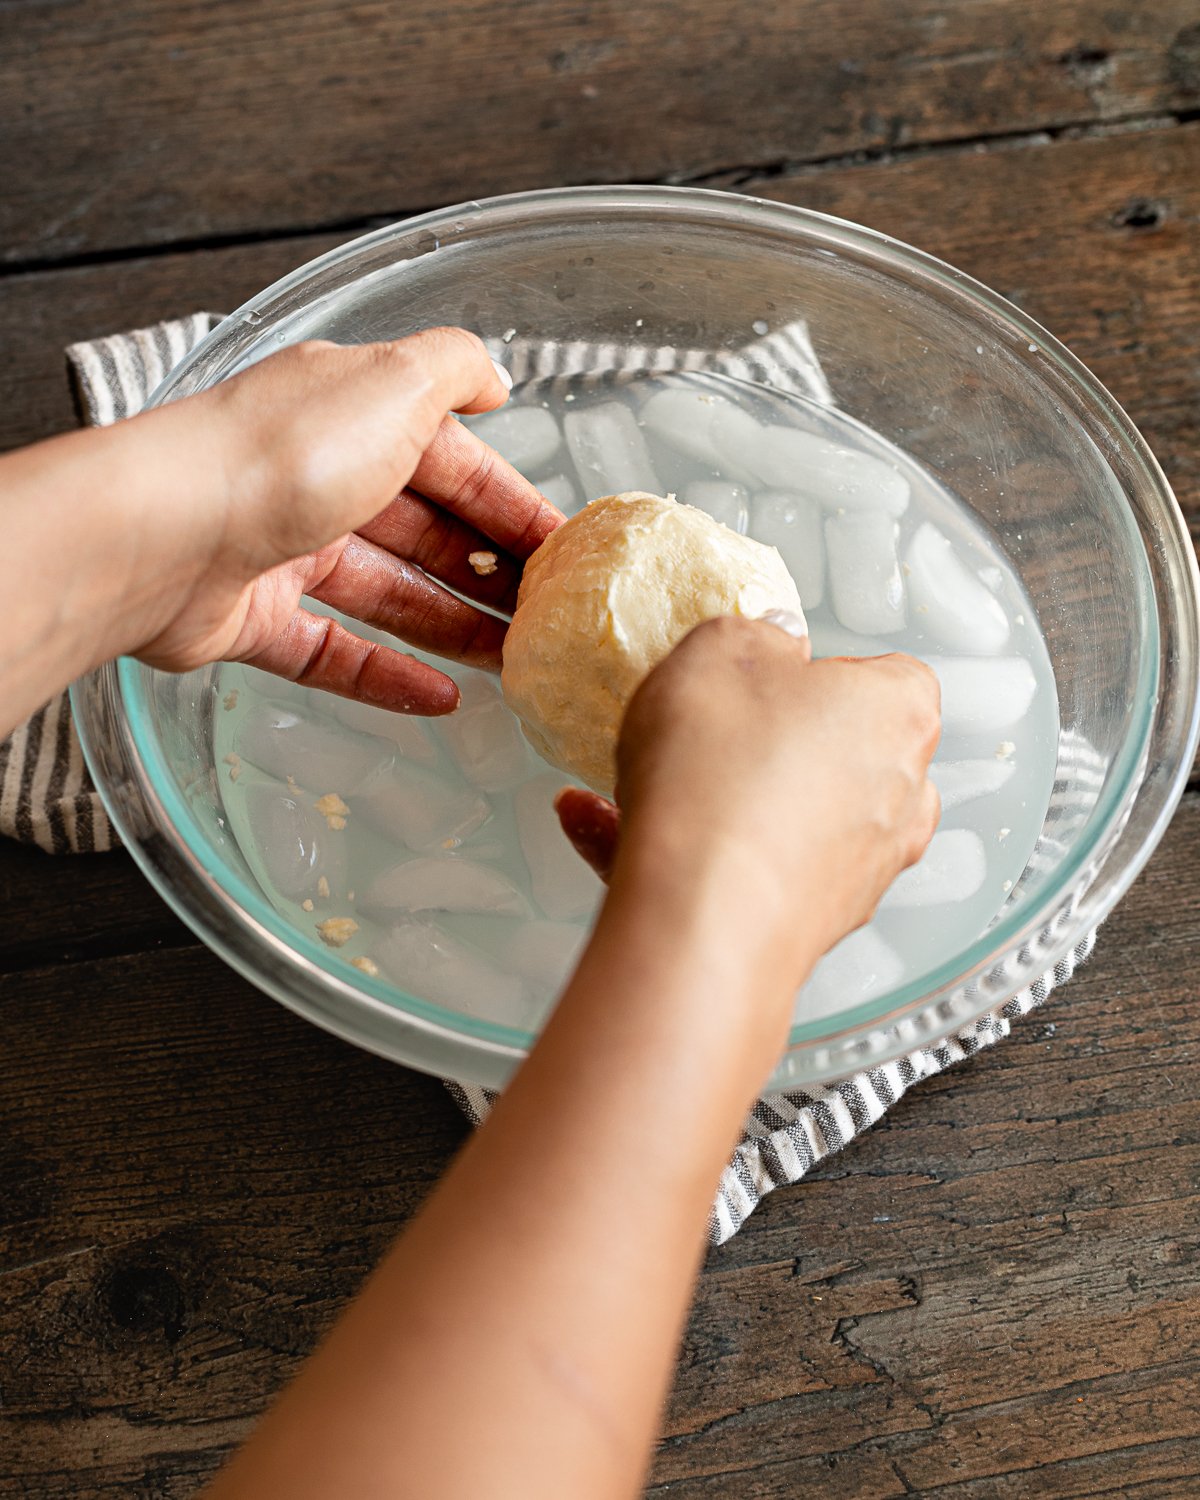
left=491, top=358, right=513, bottom=391
left=758, top=608, right=809, bottom=640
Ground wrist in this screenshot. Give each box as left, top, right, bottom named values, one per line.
left=597, top=828, right=823, bottom=1074
left=0, top=426, right=156, bottom=727
left=613, top=811, right=827, bottom=977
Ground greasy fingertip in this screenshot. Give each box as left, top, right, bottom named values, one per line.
left=381, top=670, right=461, bottom=716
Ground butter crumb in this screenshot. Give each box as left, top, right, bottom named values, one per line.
left=315, top=792, right=350, bottom=830
left=224, top=752, right=241, bottom=782
left=469, top=550, right=499, bottom=576
left=351, top=956, right=380, bottom=977
left=222, top=689, right=239, bottom=712
left=317, top=917, right=358, bottom=948
left=302, top=898, right=314, bottom=912
left=995, top=741, right=1016, bottom=761
left=317, top=875, right=330, bottom=899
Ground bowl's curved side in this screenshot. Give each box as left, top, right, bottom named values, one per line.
left=70, top=185, right=1200, bottom=1090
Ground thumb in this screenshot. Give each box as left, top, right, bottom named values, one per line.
left=554, top=788, right=620, bottom=884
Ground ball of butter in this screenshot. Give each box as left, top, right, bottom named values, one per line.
left=501, top=491, right=806, bottom=793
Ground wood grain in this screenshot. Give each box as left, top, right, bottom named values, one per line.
left=0, top=840, right=190, bottom=974
left=3, top=1, right=1198, bottom=264
left=0, top=943, right=467, bottom=1497
left=2, top=795, right=1198, bottom=1496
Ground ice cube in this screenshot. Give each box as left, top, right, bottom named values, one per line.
left=795, top=927, right=904, bottom=1021
left=807, top=623, right=895, bottom=659
left=515, top=774, right=605, bottom=921
left=880, top=829, right=987, bottom=909
left=356, top=761, right=491, bottom=853
left=241, top=781, right=347, bottom=903
left=469, top=405, right=562, bottom=472
left=376, top=917, right=528, bottom=1020
left=236, top=703, right=392, bottom=792
left=638, top=387, right=762, bottom=477
left=930, top=757, right=1017, bottom=811
left=536, top=473, right=583, bottom=516
left=825, top=511, right=907, bottom=635
left=752, top=490, right=824, bottom=606
left=564, top=401, right=661, bottom=499
left=333, top=697, right=438, bottom=765
left=924, top=657, right=1038, bottom=735
left=361, top=856, right=529, bottom=917
left=745, top=427, right=910, bottom=516
left=905, top=523, right=1010, bottom=653
left=440, top=674, right=531, bottom=791
left=492, top=918, right=589, bottom=993
left=685, top=480, right=749, bottom=533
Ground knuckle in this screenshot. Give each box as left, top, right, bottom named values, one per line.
left=444, top=446, right=498, bottom=514
left=405, top=325, right=488, bottom=366
left=272, top=339, right=341, bottom=381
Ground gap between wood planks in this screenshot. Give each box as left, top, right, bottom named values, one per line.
left=3, top=105, right=1198, bottom=281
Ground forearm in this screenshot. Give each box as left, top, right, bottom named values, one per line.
left=0, top=408, right=219, bottom=732
left=202, top=850, right=817, bottom=1500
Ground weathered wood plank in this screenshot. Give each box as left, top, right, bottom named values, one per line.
left=0, top=943, right=468, bottom=1495
left=2, top=795, right=1198, bottom=1495
left=3, top=1, right=1198, bottom=264
left=0, top=840, right=191, bottom=974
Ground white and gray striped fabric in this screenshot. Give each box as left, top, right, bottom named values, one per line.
left=2, top=310, right=1096, bottom=1243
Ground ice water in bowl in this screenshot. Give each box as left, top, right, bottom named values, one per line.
left=214, top=370, right=1057, bottom=1034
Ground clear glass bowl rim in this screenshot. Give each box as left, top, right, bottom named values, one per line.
left=72, top=184, right=1200, bottom=1089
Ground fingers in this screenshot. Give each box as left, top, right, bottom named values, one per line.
left=554, top=788, right=621, bottom=883
left=306, top=535, right=509, bottom=671
left=209, top=330, right=518, bottom=571
left=408, top=415, right=565, bottom=559
left=356, top=488, right=525, bottom=614
left=238, top=610, right=461, bottom=714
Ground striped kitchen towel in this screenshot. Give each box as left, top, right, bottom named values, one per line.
left=1, top=310, right=1097, bottom=1243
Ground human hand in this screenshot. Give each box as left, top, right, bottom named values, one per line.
left=124, top=328, right=562, bottom=712
left=557, top=617, right=941, bottom=978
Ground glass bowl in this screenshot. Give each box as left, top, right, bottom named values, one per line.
left=72, top=186, right=1200, bottom=1091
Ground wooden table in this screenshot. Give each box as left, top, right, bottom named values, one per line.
left=3, top=4, right=1199, bottom=1494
